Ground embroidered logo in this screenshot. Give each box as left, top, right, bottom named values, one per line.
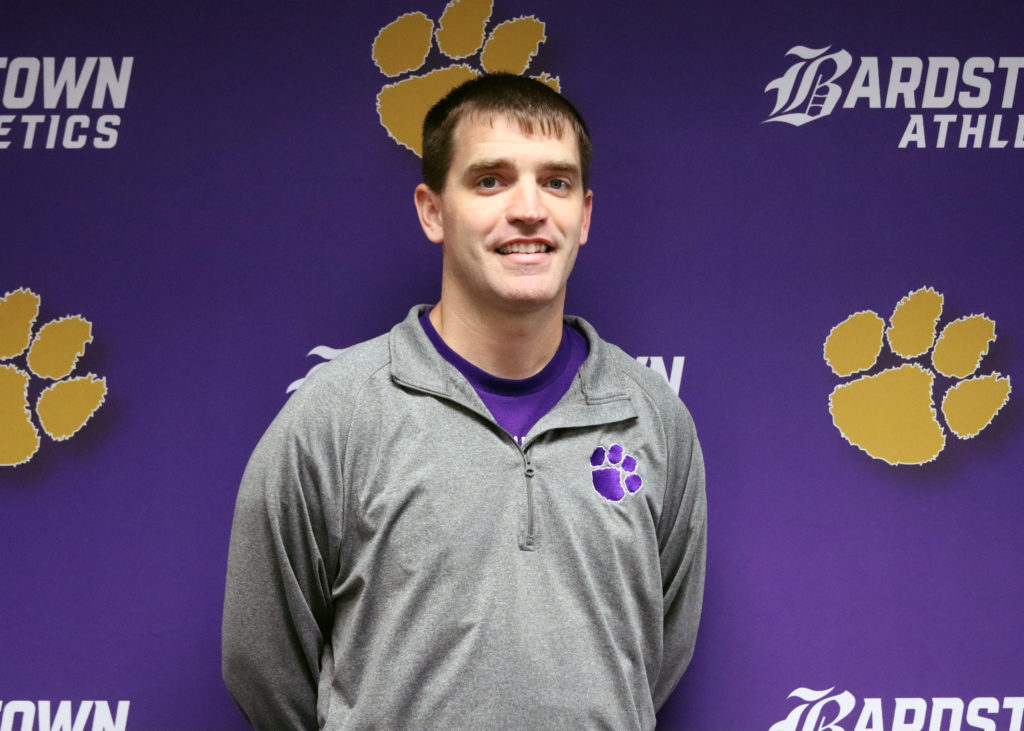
left=590, top=444, right=642, bottom=501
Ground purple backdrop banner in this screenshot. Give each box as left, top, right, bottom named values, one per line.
left=2, top=1, right=1022, bottom=729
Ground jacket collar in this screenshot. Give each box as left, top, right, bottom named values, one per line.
left=389, top=306, right=637, bottom=436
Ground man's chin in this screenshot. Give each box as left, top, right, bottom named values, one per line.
left=490, top=288, right=566, bottom=315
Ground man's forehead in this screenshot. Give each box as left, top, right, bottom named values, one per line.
left=450, top=112, right=580, bottom=166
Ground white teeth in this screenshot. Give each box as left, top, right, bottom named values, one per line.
left=497, top=242, right=550, bottom=254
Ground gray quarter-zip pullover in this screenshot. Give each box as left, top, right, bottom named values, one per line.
left=223, top=305, right=707, bottom=730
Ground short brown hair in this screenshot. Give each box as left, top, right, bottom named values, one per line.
left=421, top=73, right=593, bottom=192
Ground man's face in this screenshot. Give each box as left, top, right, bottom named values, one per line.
left=415, top=113, right=593, bottom=318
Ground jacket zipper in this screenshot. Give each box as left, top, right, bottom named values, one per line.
left=517, top=441, right=537, bottom=551
left=394, top=376, right=542, bottom=551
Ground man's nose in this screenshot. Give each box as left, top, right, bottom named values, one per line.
left=505, top=180, right=547, bottom=225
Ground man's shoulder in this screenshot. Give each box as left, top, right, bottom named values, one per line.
left=572, top=317, right=676, bottom=398
left=254, top=330, right=395, bottom=460
left=572, top=316, right=696, bottom=430
left=293, top=331, right=393, bottom=406
left=618, top=350, right=694, bottom=428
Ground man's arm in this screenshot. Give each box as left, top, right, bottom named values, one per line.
left=222, top=404, right=337, bottom=730
left=652, top=400, right=707, bottom=710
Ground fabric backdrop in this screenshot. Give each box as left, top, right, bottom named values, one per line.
left=2, top=1, right=1022, bottom=729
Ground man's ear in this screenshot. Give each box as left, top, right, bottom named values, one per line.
left=414, top=183, right=445, bottom=244
left=579, top=189, right=594, bottom=246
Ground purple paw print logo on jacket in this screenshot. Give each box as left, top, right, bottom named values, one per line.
left=590, top=444, right=643, bottom=501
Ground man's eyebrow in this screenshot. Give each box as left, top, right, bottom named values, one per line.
left=462, top=158, right=582, bottom=177
left=543, top=160, right=582, bottom=178
left=463, top=158, right=512, bottom=174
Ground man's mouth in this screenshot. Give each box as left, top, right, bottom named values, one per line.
left=496, top=242, right=552, bottom=255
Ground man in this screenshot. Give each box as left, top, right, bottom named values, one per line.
left=223, top=74, right=706, bottom=730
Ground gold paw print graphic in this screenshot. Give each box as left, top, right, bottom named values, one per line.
left=0, top=288, right=107, bottom=467
left=824, top=287, right=1011, bottom=465
left=372, top=0, right=558, bottom=155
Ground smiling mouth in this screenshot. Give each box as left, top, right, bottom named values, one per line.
left=496, top=242, right=552, bottom=254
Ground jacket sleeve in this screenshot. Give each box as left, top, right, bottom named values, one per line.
left=652, top=399, right=707, bottom=710
left=222, top=399, right=339, bottom=730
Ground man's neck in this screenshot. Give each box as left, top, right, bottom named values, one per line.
left=428, top=299, right=565, bottom=380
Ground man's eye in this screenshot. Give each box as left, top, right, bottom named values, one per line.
left=478, top=177, right=499, bottom=189
left=548, top=179, right=569, bottom=190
